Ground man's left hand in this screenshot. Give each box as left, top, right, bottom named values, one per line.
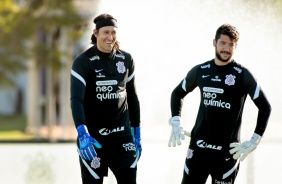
left=229, top=133, right=261, bottom=162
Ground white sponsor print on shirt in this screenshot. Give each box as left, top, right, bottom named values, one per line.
left=89, top=55, right=100, bottom=61
left=233, top=67, right=242, bottom=73
left=202, top=87, right=231, bottom=109
left=115, top=54, right=125, bottom=59
left=96, top=80, right=124, bottom=101
left=202, top=75, right=210, bottom=78
left=201, top=64, right=210, bottom=68
left=211, top=76, right=221, bottom=82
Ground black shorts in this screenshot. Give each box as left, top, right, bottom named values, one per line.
left=78, top=136, right=138, bottom=180
left=182, top=147, right=240, bottom=184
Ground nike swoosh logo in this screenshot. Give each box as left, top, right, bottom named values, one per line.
left=95, top=69, right=103, bottom=73
left=202, top=75, right=210, bottom=78
left=225, top=158, right=230, bottom=161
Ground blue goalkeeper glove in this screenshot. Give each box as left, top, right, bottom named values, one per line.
left=77, top=124, right=102, bottom=161
left=131, top=126, right=142, bottom=160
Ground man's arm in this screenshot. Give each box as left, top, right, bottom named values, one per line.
left=229, top=68, right=271, bottom=161
left=252, top=91, right=271, bottom=136
left=171, top=65, right=198, bottom=117
left=70, top=55, right=102, bottom=161
left=243, top=69, right=272, bottom=136
left=169, top=66, right=198, bottom=147
left=126, top=75, right=140, bottom=127
left=70, top=56, right=87, bottom=128
left=125, top=56, right=142, bottom=160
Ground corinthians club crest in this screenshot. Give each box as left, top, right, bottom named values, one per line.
left=116, top=61, right=126, bottom=73
left=225, top=74, right=236, bottom=86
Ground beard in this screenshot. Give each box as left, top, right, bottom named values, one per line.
left=215, top=50, right=231, bottom=62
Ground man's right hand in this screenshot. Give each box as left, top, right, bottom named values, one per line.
left=77, top=124, right=102, bottom=161
left=168, top=116, right=191, bottom=147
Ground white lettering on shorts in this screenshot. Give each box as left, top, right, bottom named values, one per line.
left=196, top=140, right=222, bottom=150
left=123, top=142, right=136, bottom=151
left=99, top=126, right=124, bottom=136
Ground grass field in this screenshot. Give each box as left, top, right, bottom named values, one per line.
left=0, top=115, right=35, bottom=140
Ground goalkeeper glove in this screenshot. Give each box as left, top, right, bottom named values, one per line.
left=229, top=133, right=262, bottom=162
left=168, top=116, right=191, bottom=147
left=131, top=126, right=142, bottom=160
left=77, top=124, right=102, bottom=161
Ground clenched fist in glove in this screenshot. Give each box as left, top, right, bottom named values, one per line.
left=229, top=133, right=262, bottom=161
left=168, top=116, right=191, bottom=147
left=77, top=124, right=102, bottom=161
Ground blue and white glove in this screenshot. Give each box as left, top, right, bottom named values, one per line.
left=131, top=126, right=142, bottom=160
left=229, top=133, right=262, bottom=162
left=168, top=116, right=191, bottom=147
left=77, top=124, right=102, bottom=161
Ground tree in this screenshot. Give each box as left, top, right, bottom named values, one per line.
left=0, top=0, right=27, bottom=87
left=0, top=0, right=88, bottom=86
left=0, top=0, right=98, bottom=140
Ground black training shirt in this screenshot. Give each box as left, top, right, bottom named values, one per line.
left=70, top=46, right=140, bottom=141
left=171, top=59, right=271, bottom=151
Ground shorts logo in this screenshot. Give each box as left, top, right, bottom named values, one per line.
left=123, top=142, right=136, bottom=151
left=196, top=140, right=222, bottom=150
left=116, top=61, right=126, bottom=73
left=99, top=126, right=124, bottom=136
left=91, top=157, right=101, bottom=169
left=186, top=148, right=194, bottom=159
left=225, top=74, right=236, bottom=86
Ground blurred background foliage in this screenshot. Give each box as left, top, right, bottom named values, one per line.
left=0, top=0, right=87, bottom=87
left=0, top=0, right=99, bottom=140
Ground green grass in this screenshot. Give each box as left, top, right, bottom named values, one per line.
left=0, top=115, right=35, bottom=140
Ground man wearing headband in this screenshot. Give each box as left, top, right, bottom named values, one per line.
left=71, top=13, right=141, bottom=184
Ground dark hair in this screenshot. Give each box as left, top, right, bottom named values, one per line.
left=90, top=13, right=120, bottom=51
left=215, top=24, right=240, bottom=43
